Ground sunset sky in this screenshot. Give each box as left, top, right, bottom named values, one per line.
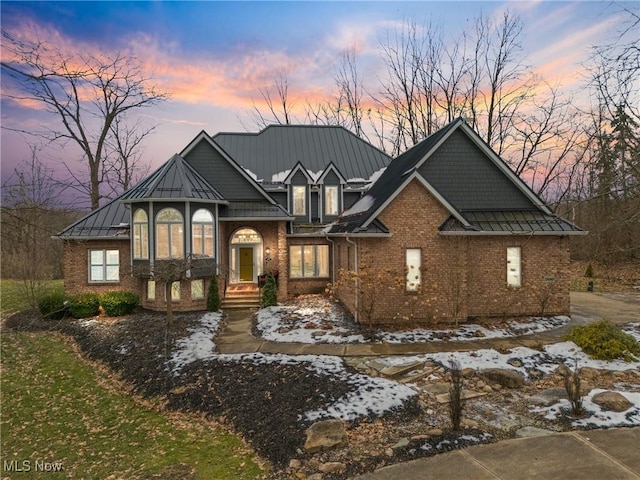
left=0, top=1, right=629, bottom=206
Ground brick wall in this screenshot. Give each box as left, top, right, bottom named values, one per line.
left=140, top=277, right=213, bottom=312
left=332, top=179, right=571, bottom=324
left=63, top=239, right=141, bottom=296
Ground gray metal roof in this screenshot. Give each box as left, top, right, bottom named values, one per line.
left=439, top=210, right=586, bottom=235
left=213, top=125, right=390, bottom=183
left=121, top=154, right=226, bottom=202
left=56, top=192, right=130, bottom=239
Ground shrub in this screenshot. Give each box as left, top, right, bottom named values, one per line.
left=38, top=291, right=68, bottom=320
left=260, top=273, right=277, bottom=308
left=563, top=362, right=583, bottom=415
left=584, top=263, right=594, bottom=278
left=448, top=359, right=464, bottom=431
left=564, top=320, right=640, bottom=361
left=68, top=292, right=100, bottom=319
left=100, top=291, right=139, bottom=316
left=207, top=274, right=221, bottom=312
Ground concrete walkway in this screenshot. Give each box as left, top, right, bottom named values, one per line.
left=352, top=428, right=640, bottom=480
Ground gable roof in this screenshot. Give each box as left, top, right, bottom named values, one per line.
left=328, top=118, right=584, bottom=236
left=121, top=154, right=227, bottom=203
left=283, top=161, right=314, bottom=184
left=212, top=125, right=391, bottom=183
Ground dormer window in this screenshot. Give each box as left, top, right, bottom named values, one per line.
left=192, top=208, right=214, bottom=257
left=325, top=186, right=339, bottom=216
left=293, top=186, right=306, bottom=216
left=156, top=208, right=184, bottom=259
left=132, top=209, right=149, bottom=259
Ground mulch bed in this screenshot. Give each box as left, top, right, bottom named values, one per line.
left=3, top=309, right=424, bottom=475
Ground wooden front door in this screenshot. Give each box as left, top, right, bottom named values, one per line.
left=239, top=247, right=254, bottom=281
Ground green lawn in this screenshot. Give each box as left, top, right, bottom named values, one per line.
left=1, top=331, right=267, bottom=479
left=0, top=279, right=64, bottom=319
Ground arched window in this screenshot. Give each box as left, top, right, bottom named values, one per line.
left=192, top=209, right=214, bottom=257
left=156, top=208, right=183, bottom=259
left=132, top=209, right=149, bottom=259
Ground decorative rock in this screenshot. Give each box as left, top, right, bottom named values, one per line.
left=555, top=363, right=571, bottom=377
left=426, top=428, right=443, bottom=436
left=507, top=358, right=523, bottom=368
left=380, top=361, right=424, bottom=379
left=529, top=388, right=568, bottom=407
left=482, top=368, right=525, bottom=389
left=411, top=434, right=430, bottom=442
left=385, top=448, right=394, bottom=457
left=304, top=419, right=348, bottom=453
left=318, top=462, right=345, bottom=474
left=462, top=419, right=479, bottom=428
left=579, top=366, right=600, bottom=379
left=308, top=474, right=324, bottom=480
left=476, top=380, right=486, bottom=389
left=592, top=391, right=633, bottom=412
left=289, top=459, right=302, bottom=469
left=391, top=438, right=410, bottom=451
left=482, top=385, right=494, bottom=393
left=462, top=368, right=476, bottom=378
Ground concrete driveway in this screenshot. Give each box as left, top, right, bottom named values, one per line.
left=571, top=291, right=640, bottom=325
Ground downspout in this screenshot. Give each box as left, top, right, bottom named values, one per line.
left=346, top=235, right=358, bottom=323
left=325, top=235, right=335, bottom=285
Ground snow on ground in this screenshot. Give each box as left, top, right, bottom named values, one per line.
left=215, top=352, right=417, bottom=422
left=532, top=389, right=640, bottom=427
left=256, top=300, right=570, bottom=344
left=169, top=312, right=223, bottom=374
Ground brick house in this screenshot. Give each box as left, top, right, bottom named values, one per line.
left=57, top=118, right=585, bottom=321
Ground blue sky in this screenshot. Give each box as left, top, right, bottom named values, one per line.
left=0, top=1, right=628, bottom=205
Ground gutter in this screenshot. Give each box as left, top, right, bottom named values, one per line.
left=325, top=235, right=335, bottom=285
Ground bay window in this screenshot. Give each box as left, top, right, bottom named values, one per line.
left=192, top=209, right=214, bottom=257
left=156, top=208, right=183, bottom=259
left=132, top=209, right=149, bottom=259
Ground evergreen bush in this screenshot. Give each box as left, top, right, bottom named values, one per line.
left=207, top=274, right=221, bottom=312
left=68, top=292, right=100, bottom=319
left=100, top=291, right=139, bottom=316
left=585, top=263, right=594, bottom=278
left=38, top=291, right=68, bottom=320
left=565, top=320, right=640, bottom=361
left=260, top=273, right=277, bottom=308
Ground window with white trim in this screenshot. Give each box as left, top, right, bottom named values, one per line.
left=89, top=249, right=119, bottom=283
left=325, top=186, right=339, bottom=216
left=191, top=209, right=214, bottom=257
left=133, top=209, right=149, bottom=259
left=507, top=247, right=522, bottom=287
left=292, top=186, right=306, bottom=216
left=289, top=245, right=329, bottom=278
left=156, top=208, right=184, bottom=259
left=405, top=248, right=422, bottom=291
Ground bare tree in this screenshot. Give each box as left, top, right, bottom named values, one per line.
left=1, top=31, right=168, bottom=209
left=250, top=72, right=296, bottom=128
left=1, top=146, right=77, bottom=305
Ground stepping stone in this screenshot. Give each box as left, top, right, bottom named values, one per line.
left=515, top=426, right=555, bottom=438
left=379, top=361, right=424, bottom=379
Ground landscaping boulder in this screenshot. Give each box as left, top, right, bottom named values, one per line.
left=481, top=368, right=525, bottom=389
left=592, top=391, right=632, bottom=412
left=319, top=462, right=346, bottom=474
left=304, top=419, right=347, bottom=453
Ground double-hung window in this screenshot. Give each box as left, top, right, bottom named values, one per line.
left=324, top=186, right=339, bottom=216
left=292, top=186, right=306, bottom=216
left=156, top=208, right=184, bottom=259
left=192, top=209, right=214, bottom=257
left=89, top=249, right=119, bottom=283
left=132, top=209, right=149, bottom=259
left=289, top=245, right=329, bottom=278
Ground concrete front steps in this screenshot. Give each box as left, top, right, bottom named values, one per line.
left=222, top=284, right=260, bottom=309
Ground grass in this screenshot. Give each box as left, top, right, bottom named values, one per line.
left=1, top=330, right=267, bottom=479
left=0, top=279, right=64, bottom=319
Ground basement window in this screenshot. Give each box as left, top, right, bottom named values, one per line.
left=507, top=247, right=522, bottom=287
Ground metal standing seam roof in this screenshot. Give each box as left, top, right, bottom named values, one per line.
left=220, top=201, right=292, bottom=219
left=120, top=154, right=226, bottom=202
left=56, top=191, right=131, bottom=238
left=213, top=125, right=391, bottom=183
left=439, top=210, right=586, bottom=234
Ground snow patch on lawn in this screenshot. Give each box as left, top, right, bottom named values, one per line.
left=215, top=352, right=417, bottom=422
left=532, top=389, right=640, bottom=428
left=169, top=312, right=222, bottom=374
left=256, top=301, right=570, bottom=344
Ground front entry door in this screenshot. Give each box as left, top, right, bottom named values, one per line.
left=239, top=247, right=254, bottom=281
